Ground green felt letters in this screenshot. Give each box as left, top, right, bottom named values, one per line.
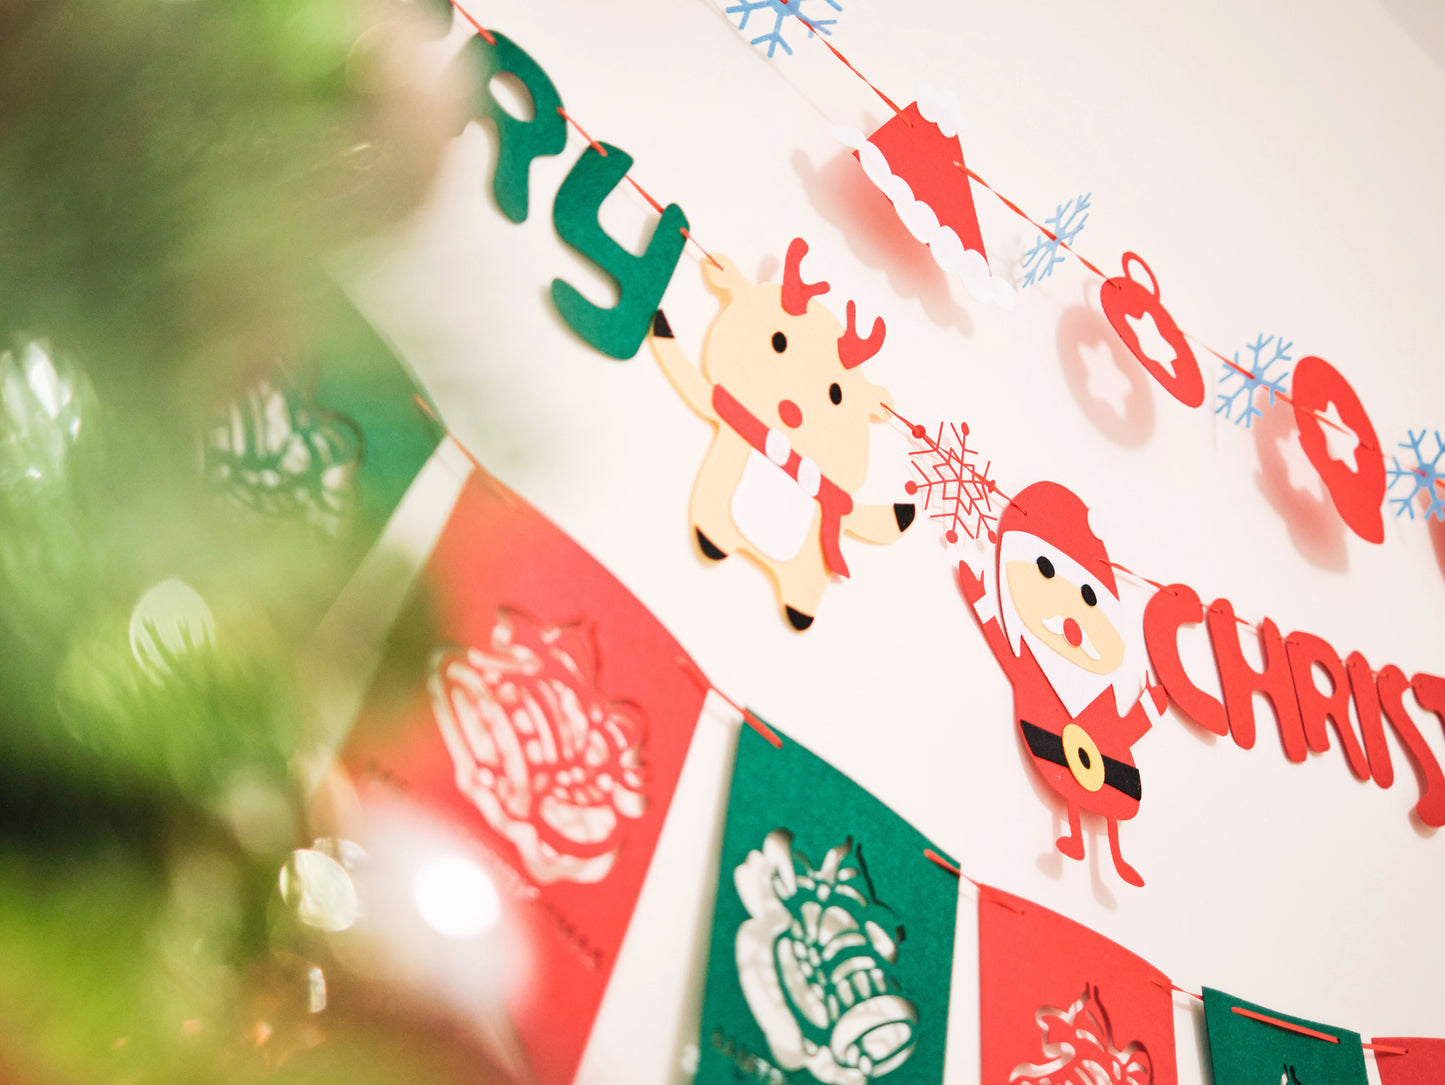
left=454, top=31, right=566, bottom=224
left=551, top=143, right=688, bottom=359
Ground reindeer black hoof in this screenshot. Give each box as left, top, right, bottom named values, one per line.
left=785, top=606, right=814, bottom=631
left=894, top=503, right=916, bottom=531
left=695, top=529, right=727, bottom=561
left=652, top=310, right=674, bottom=339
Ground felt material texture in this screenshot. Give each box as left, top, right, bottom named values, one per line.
left=1202, top=987, right=1368, bottom=1085
left=551, top=142, right=689, bottom=359
left=343, top=469, right=707, bottom=1085
left=453, top=31, right=566, bottom=224
left=1371, top=1037, right=1445, bottom=1084
left=695, top=724, right=959, bottom=1085
left=978, top=885, right=1176, bottom=1085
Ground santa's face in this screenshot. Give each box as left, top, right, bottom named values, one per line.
left=1005, top=552, right=1125, bottom=675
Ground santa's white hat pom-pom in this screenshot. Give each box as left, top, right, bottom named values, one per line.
left=1086, top=502, right=1114, bottom=545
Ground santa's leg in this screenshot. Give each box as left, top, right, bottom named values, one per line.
left=1106, top=818, right=1145, bottom=887
left=1055, top=802, right=1085, bottom=861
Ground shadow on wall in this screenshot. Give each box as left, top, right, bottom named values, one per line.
left=1055, top=297, right=1156, bottom=448
left=1251, top=399, right=1349, bottom=574
left=791, top=148, right=975, bottom=338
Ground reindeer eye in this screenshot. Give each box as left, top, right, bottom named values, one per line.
left=1036, top=556, right=1055, bottom=578
left=771, top=331, right=787, bottom=353
left=829, top=383, right=842, bottom=405
left=1081, top=584, right=1097, bottom=606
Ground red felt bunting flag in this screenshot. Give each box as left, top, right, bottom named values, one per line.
left=979, top=885, right=1178, bottom=1085
left=343, top=468, right=708, bottom=1085
left=1372, top=1037, right=1445, bottom=1084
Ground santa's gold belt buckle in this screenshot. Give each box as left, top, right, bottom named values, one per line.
left=1059, top=722, right=1106, bottom=792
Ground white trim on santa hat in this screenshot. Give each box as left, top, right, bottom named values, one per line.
left=834, top=124, right=1016, bottom=309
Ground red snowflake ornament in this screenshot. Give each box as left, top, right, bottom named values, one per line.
left=903, top=420, right=999, bottom=543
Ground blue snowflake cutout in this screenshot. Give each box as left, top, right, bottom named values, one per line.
left=1019, top=193, right=1091, bottom=289
left=1215, top=333, right=1292, bottom=428
left=725, top=0, right=841, bottom=59
left=1386, top=429, right=1445, bottom=521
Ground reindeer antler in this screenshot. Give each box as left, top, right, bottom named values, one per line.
left=781, top=238, right=830, bottom=316
left=838, top=300, right=885, bottom=369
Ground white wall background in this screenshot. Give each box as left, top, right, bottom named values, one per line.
left=341, top=1, right=1445, bottom=1081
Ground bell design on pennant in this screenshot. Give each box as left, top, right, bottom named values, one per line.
left=1009, top=985, right=1151, bottom=1085
left=734, top=830, right=917, bottom=1085
left=429, top=608, right=650, bottom=885
left=204, top=365, right=363, bottom=536
left=836, top=83, right=1014, bottom=308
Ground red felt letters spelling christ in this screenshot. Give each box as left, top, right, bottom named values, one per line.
left=1142, top=583, right=1445, bottom=827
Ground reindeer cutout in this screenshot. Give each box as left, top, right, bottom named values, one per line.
left=649, top=239, right=916, bottom=630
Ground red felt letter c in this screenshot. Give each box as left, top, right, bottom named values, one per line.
left=1143, top=583, right=1228, bottom=736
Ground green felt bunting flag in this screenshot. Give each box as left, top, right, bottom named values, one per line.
left=1203, top=988, right=1367, bottom=1085
left=201, top=284, right=443, bottom=627
left=696, top=723, right=959, bottom=1085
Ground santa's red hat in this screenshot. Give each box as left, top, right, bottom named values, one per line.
left=998, top=481, right=1118, bottom=599
left=835, top=85, right=1014, bottom=307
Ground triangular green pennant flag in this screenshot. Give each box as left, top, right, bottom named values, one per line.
left=696, top=722, right=959, bottom=1085
left=1203, top=987, right=1368, bottom=1085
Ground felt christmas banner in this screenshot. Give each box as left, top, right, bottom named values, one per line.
left=978, top=885, right=1176, bottom=1085
left=342, top=467, right=708, bottom=1085
left=696, top=723, right=959, bottom=1085
left=202, top=285, right=444, bottom=625
left=1202, top=988, right=1368, bottom=1085
left=1370, top=1037, right=1445, bottom=1085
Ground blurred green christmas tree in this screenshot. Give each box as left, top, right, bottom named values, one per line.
left=0, top=2, right=502, bottom=1080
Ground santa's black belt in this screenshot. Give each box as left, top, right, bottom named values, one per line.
left=1020, top=720, right=1142, bottom=801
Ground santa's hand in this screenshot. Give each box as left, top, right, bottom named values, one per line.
left=956, top=558, right=987, bottom=607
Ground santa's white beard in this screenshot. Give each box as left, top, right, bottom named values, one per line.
left=995, top=531, right=1143, bottom=718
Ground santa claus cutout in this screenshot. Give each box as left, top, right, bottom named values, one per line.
left=957, top=481, right=1167, bottom=887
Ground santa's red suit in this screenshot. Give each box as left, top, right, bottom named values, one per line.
left=958, top=481, right=1166, bottom=886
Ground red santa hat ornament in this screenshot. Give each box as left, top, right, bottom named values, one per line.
left=836, top=83, right=1015, bottom=308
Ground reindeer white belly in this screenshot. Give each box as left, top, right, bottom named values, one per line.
left=731, top=449, right=817, bottom=563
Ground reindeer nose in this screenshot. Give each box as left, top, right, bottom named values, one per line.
left=1063, top=617, right=1083, bottom=647
left=778, top=400, right=803, bottom=428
